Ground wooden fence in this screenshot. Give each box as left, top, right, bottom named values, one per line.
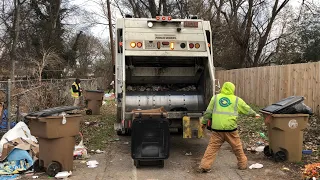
left=215, top=62, right=320, bottom=115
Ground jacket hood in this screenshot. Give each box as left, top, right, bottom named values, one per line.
left=221, top=82, right=235, bottom=95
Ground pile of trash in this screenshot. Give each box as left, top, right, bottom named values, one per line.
left=126, top=84, right=197, bottom=92
left=0, top=122, right=38, bottom=179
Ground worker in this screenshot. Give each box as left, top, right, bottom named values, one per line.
left=71, top=78, right=82, bottom=107
left=198, top=82, right=260, bottom=173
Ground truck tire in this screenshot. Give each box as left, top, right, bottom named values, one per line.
left=158, top=160, right=164, bottom=168
left=134, top=160, right=140, bottom=168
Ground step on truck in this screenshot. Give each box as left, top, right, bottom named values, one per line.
left=114, top=15, right=217, bottom=167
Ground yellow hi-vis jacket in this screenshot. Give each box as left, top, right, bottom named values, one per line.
left=70, top=82, right=81, bottom=98
left=202, top=82, right=256, bottom=131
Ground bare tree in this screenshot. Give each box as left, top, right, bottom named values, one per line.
left=30, top=46, right=61, bottom=82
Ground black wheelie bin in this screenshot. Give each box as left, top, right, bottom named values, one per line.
left=131, top=111, right=170, bottom=168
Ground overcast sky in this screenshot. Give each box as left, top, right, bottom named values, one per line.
left=71, top=0, right=305, bottom=40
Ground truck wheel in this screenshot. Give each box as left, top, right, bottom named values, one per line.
left=158, top=160, right=164, bottom=168
left=134, top=160, right=140, bottom=168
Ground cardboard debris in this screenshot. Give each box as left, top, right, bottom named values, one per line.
left=0, top=138, right=39, bottom=162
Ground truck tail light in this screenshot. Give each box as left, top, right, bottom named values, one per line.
left=168, top=16, right=172, bottom=21
left=189, top=43, right=194, bottom=49
left=137, top=42, right=142, bottom=48
left=157, top=42, right=161, bottom=49
left=162, top=17, right=166, bottom=20
left=156, top=16, right=160, bottom=20
left=195, top=43, right=200, bottom=49
left=130, top=42, right=136, bottom=48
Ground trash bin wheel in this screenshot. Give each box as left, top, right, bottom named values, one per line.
left=46, top=161, right=62, bottom=177
left=134, top=160, right=140, bottom=168
left=158, top=160, right=164, bottom=168
left=117, top=129, right=131, bottom=136
left=33, top=159, right=42, bottom=172
left=263, top=145, right=273, bottom=157
left=86, top=109, right=93, bottom=115
left=274, top=151, right=286, bottom=162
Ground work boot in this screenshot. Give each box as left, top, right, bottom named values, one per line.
left=196, top=168, right=211, bottom=173
left=238, top=164, right=248, bottom=170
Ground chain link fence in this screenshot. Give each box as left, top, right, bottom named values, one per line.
left=0, top=77, right=105, bottom=133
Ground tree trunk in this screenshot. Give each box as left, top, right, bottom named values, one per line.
left=148, top=0, right=157, bottom=17
left=107, top=0, right=115, bottom=82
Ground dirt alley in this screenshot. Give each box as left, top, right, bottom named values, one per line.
left=65, top=131, right=298, bottom=180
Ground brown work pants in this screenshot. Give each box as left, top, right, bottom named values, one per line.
left=200, top=131, right=247, bottom=170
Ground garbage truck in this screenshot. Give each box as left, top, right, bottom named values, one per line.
left=114, top=15, right=217, bottom=167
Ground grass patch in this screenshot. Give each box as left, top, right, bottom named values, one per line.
left=237, top=104, right=267, bottom=146
left=79, top=102, right=117, bottom=151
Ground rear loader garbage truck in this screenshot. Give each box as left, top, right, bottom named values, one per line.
left=114, top=15, right=217, bottom=168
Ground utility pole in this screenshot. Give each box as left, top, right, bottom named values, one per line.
left=106, top=0, right=115, bottom=82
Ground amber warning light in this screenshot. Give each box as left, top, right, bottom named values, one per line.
left=170, top=42, right=174, bottom=50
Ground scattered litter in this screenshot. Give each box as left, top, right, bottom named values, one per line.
left=256, top=141, right=264, bottom=146
left=170, top=161, right=180, bottom=165
left=259, top=132, right=267, bottom=140
left=80, top=161, right=86, bottom=164
left=123, top=142, right=129, bottom=145
left=73, top=133, right=89, bottom=159
left=302, top=150, right=313, bottom=155
left=302, top=163, right=320, bottom=179
left=187, top=170, right=190, bottom=173
left=87, top=160, right=99, bottom=168
left=185, top=152, right=192, bottom=156
left=96, top=149, right=105, bottom=154
left=55, top=171, right=72, bottom=179
left=32, top=176, right=39, bottom=179
left=110, top=161, right=113, bottom=163
left=91, top=150, right=95, bottom=152
left=255, top=146, right=265, bottom=152
left=249, top=163, right=264, bottom=169
left=282, top=167, right=290, bottom=171
left=85, top=122, right=90, bottom=125
left=0, top=174, right=20, bottom=179
left=120, top=159, right=122, bottom=161
left=109, top=138, right=120, bottom=142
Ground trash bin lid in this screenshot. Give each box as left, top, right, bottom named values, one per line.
left=26, top=106, right=79, bottom=117
left=85, top=90, right=104, bottom=93
left=261, top=96, right=304, bottom=114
